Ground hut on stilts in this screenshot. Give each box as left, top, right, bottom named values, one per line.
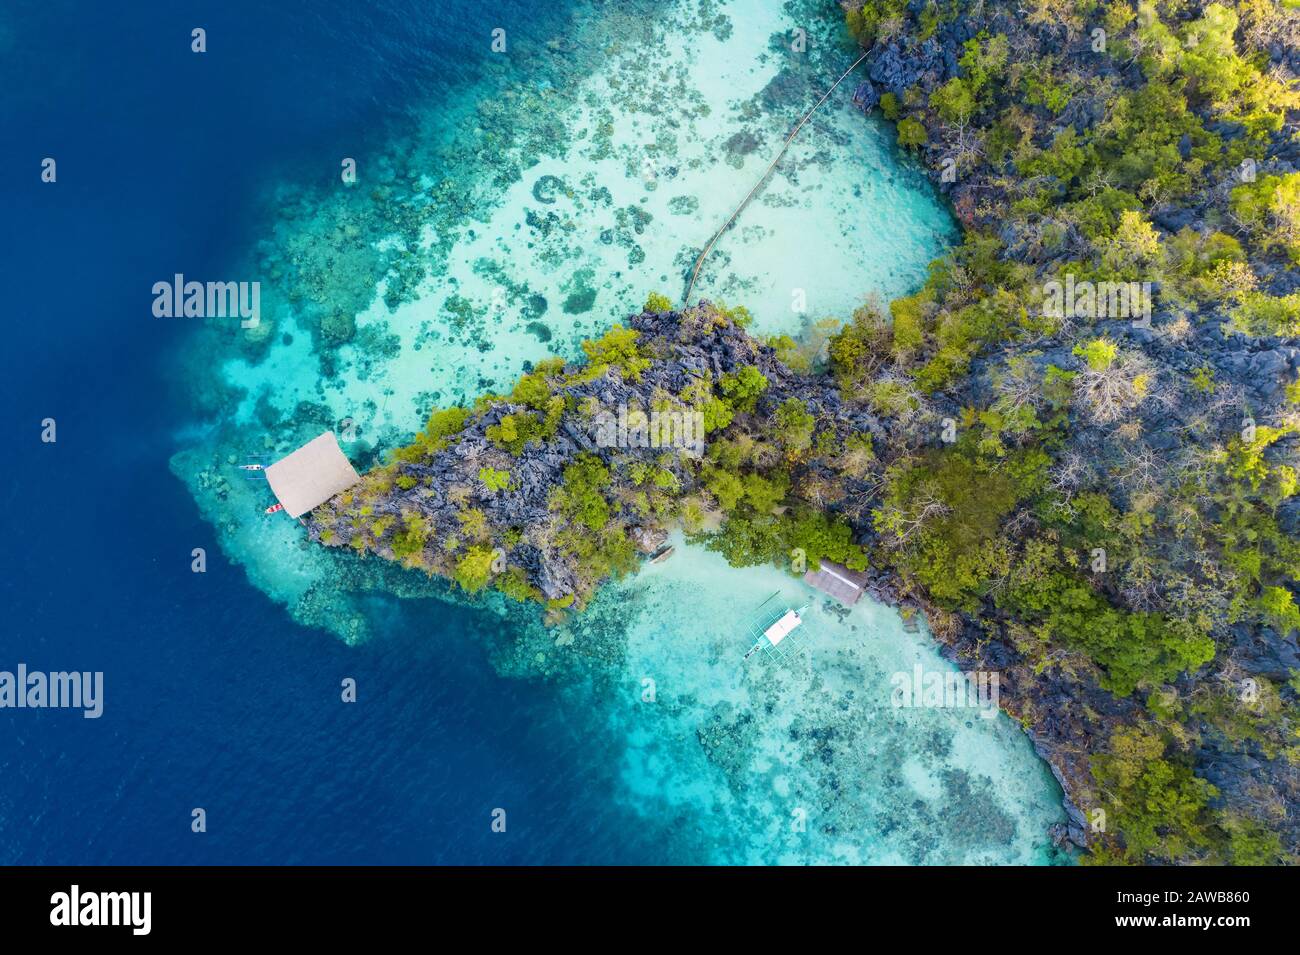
left=262, top=431, right=361, bottom=518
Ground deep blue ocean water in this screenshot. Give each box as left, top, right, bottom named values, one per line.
left=0, top=0, right=688, bottom=864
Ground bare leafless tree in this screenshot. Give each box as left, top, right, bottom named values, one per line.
left=1116, top=443, right=1165, bottom=495
left=876, top=491, right=951, bottom=549
left=1073, top=347, right=1156, bottom=425
left=1047, top=448, right=1092, bottom=510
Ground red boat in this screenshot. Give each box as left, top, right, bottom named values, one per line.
left=264, top=503, right=284, bottom=514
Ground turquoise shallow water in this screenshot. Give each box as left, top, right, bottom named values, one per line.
left=585, top=537, right=1068, bottom=864
left=167, top=0, right=1068, bottom=863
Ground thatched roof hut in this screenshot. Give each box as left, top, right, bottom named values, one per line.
left=264, top=431, right=360, bottom=518
left=802, top=559, right=871, bottom=607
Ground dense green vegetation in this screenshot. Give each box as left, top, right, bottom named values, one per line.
left=839, top=0, right=1299, bottom=863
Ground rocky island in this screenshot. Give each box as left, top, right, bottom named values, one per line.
left=298, top=0, right=1300, bottom=865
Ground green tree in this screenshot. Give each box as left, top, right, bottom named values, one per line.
left=774, top=398, right=815, bottom=454
left=719, top=365, right=769, bottom=412
left=478, top=466, right=511, bottom=493
left=1091, top=727, right=1216, bottom=862
left=896, top=116, right=928, bottom=149
left=581, top=324, right=650, bottom=380
left=644, top=291, right=673, bottom=312
left=454, top=546, right=497, bottom=593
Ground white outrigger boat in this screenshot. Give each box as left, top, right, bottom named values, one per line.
left=743, top=594, right=812, bottom=663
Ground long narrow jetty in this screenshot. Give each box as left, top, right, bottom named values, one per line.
left=683, top=50, right=870, bottom=305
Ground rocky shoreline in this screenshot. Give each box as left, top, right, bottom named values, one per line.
left=298, top=302, right=1109, bottom=852
left=299, top=0, right=1300, bottom=863
left=838, top=0, right=1299, bottom=861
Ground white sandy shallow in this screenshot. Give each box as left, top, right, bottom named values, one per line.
left=586, top=536, right=1065, bottom=864
left=222, top=0, right=953, bottom=437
